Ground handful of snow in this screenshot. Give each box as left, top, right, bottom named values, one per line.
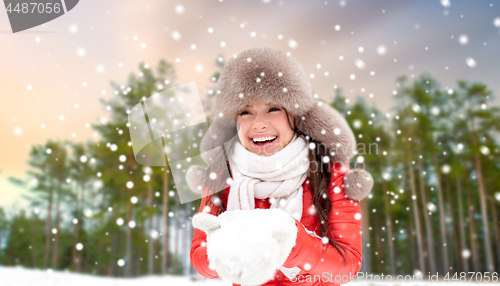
left=192, top=208, right=298, bottom=286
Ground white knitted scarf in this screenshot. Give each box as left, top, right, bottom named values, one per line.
left=226, top=133, right=309, bottom=221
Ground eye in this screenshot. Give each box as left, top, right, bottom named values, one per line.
left=238, top=110, right=250, bottom=116
left=269, top=107, right=281, bottom=112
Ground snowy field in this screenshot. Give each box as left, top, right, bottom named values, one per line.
left=0, top=266, right=231, bottom=286
left=0, top=266, right=487, bottom=286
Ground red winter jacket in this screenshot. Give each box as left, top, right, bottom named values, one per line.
left=190, top=162, right=363, bottom=286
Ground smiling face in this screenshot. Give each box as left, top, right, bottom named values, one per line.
left=236, top=101, right=296, bottom=156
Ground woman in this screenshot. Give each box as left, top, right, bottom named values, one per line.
left=187, top=47, right=373, bottom=286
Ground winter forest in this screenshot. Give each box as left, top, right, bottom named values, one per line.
left=1, top=0, right=500, bottom=285
left=1, top=54, right=499, bottom=281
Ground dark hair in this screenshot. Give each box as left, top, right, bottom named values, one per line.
left=203, top=109, right=347, bottom=264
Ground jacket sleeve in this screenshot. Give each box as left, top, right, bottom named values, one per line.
left=190, top=185, right=228, bottom=278
left=282, top=165, right=363, bottom=283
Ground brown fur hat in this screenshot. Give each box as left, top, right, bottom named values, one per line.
left=187, top=46, right=373, bottom=201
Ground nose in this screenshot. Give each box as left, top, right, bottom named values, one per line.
left=252, top=112, right=268, bottom=131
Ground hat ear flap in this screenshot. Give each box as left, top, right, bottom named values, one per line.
left=295, top=102, right=356, bottom=164
left=344, top=169, right=374, bottom=201
left=186, top=164, right=208, bottom=193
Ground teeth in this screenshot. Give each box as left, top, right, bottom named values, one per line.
left=252, top=136, right=276, bottom=143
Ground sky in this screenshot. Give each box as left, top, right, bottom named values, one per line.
left=1, top=0, right=499, bottom=211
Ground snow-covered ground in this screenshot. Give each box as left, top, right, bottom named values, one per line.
left=0, top=266, right=231, bottom=286
left=0, top=266, right=487, bottom=286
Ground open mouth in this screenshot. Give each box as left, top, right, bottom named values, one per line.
left=251, top=136, right=277, bottom=146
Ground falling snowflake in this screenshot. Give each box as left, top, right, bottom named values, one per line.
left=175, top=4, right=184, bottom=14
left=461, top=249, right=471, bottom=259
left=96, top=65, right=105, bottom=73
left=440, top=0, right=451, bottom=8
left=480, top=146, right=490, bottom=155
left=99, top=117, right=108, bottom=125
left=13, top=127, right=22, bottom=136
left=30, top=178, right=39, bottom=188
left=207, top=172, right=217, bottom=180
left=355, top=59, right=365, bottom=69
left=150, top=229, right=159, bottom=239
left=382, top=172, right=391, bottom=181
left=377, top=45, right=386, bottom=55
left=76, top=47, right=86, bottom=57
left=458, top=34, right=468, bottom=45
left=431, top=106, right=440, bottom=115
left=466, top=57, right=476, bottom=68
left=117, top=259, right=125, bottom=267
left=494, top=17, right=500, bottom=28
left=441, top=164, right=450, bottom=174
left=68, top=24, right=78, bottom=33
left=494, top=192, right=500, bottom=201
left=171, top=31, right=182, bottom=41
left=427, top=202, right=437, bottom=212
left=84, top=209, right=93, bottom=217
